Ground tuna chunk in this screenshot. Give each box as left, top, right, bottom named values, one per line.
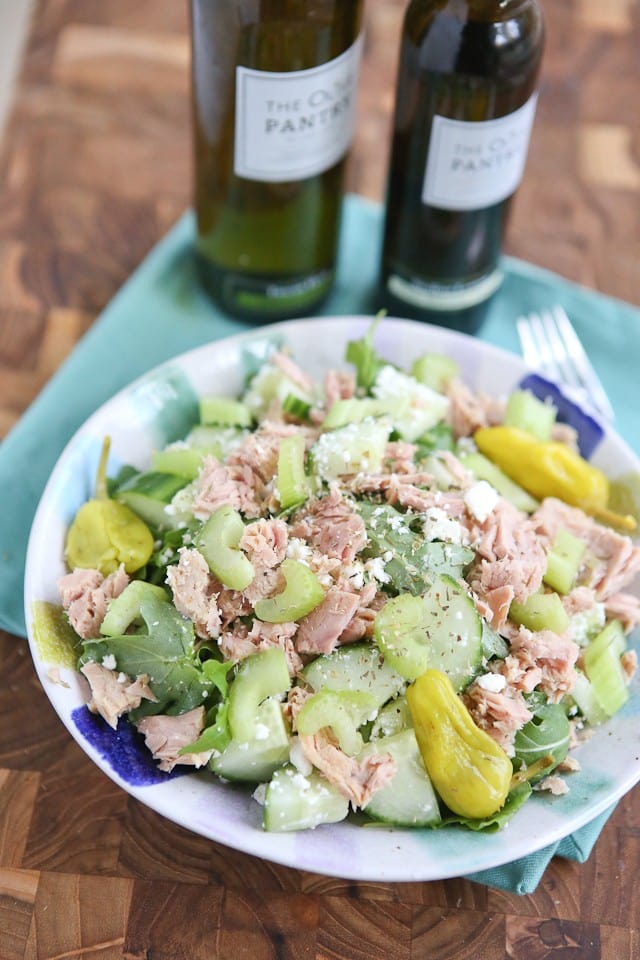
left=192, top=455, right=260, bottom=520
left=136, top=706, right=212, bottom=772
left=272, top=350, right=315, bottom=395
left=58, top=564, right=129, bottom=639
left=468, top=498, right=547, bottom=605
left=295, top=588, right=361, bottom=656
left=219, top=620, right=302, bottom=676
left=384, top=441, right=418, bottom=475
left=289, top=484, right=366, bottom=564
left=604, top=592, right=640, bottom=632
left=533, top=497, right=640, bottom=600
left=166, top=547, right=221, bottom=639
left=298, top=729, right=396, bottom=808
left=446, top=378, right=504, bottom=438
left=463, top=682, right=533, bottom=756
left=80, top=661, right=157, bottom=729
left=323, top=368, right=356, bottom=409
left=505, top=626, right=580, bottom=702
left=240, top=518, right=288, bottom=573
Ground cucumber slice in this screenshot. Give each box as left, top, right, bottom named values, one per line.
left=100, top=580, right=168, bottom=636
left=301, top=643, right=406, bottom=709
left=370, top=697, right=413, bottom=739
left=373, top=575, right=483, bottom=690
left=115, top=471, right=190, bottom=531
left=504, top=389, right=556, bottom=441
left=263, top=765, right=348, bottom=832
left=360, top=729, right=441, bottom=827
left=372, top=366, right=450, bottom=442
left=458, top=451, right=539, bottom=513
left=210, top=697, right=290, bottom=782
left=411, top=352, right=459, bottom=393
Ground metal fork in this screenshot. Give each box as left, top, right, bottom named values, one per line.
left=516, top=304, right=615, bottom=423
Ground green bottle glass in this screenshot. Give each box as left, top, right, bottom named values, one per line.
left=190, top=0, right=364, bottom=322
left=379, top=0, right=545, bottom=334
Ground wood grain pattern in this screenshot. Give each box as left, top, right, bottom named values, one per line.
left=1, top=1, right=640, bottom=957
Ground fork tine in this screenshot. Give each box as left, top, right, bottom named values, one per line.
left=539, top=309, right=583, bottom=392
left=550, top=305, right=616, bottom=423
left=516, top=316, right=541, bottom=369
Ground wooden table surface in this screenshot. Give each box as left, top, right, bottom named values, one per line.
left=1, top=2, right=639, bottom=958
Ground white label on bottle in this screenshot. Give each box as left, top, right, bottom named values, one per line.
left=388, top=268, right=503, bottom=311
left=422, top=94, right=538, bottom=211
left=234, top=35, right=363, bottom=183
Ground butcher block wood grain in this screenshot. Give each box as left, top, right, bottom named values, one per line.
left=1, top=2, right=640, bottom=958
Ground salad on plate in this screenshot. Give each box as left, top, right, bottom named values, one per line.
left=37, top=321, right=640, bottom=834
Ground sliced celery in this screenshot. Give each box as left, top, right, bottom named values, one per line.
left=100, top=580, right=169, bottom=637
left=411, top=352, right=459, bottom=393
left=509, top=591, right=570, bottom=635
left=571, top=669, right=609, bottom=726
left=151, top=446, right=207, bottom=480
left=196, top=504, right=255, bottom=591
left=276, top=434, right=310, bottom=510
left=282, top=393, right=311, bottom=420
left=584, top=645, right=629, bottom=718
left=321, top=396, right=408, bottom=431
left=254, top=559, right=325, bottom=623
left=543, top=528, right=586, bottom=595
left=296, top=689, right=377, bottom=755
left=504, top=390, right=556, bottom=441
left=227, top=647, right=291, bottom=742
left=199, top=396, right=253, bottom=428
left=583, top=619, right=626, bottom=664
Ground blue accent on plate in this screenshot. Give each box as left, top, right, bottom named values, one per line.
left=72, top=705, right=188, bottom=786
left=517, top=373, right=605, bottom=458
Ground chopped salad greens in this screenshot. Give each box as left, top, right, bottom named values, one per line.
left=49, top=323, right=639, bottom=833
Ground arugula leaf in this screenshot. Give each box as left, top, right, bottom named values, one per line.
left=513, top=703, right=570, bottom=775
left=358, top=501, right=474, bottom=595
left=345, top=314, right=386, bottom=392
left=440, top=782, right=532, bottom=832
left=179, top=700, right=232, bottom=757
left=81, top=593, right=214, bottom=717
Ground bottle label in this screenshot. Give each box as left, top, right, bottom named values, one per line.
left=422, top=94, right=538, bottom=211
left=227, top=270, right=333, bottom=314
left=234, top=35, right=363, bottom=183
left=387, top=268, right=503, bottom=311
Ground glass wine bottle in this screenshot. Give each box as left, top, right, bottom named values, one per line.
left=190, top=0, right=364, bottom=322
left=379, top=0, right=545, bottom=334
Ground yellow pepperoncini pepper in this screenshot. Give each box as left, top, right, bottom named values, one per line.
left=65, top=437, right=154, bottom=575
left=474, top=425, right=636, bottom=531
left=406, top=669, right=512, bottom=820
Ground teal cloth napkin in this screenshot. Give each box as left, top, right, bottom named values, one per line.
left=2, top=193, right=637, bottom=892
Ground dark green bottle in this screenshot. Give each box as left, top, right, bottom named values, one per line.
left=190, top=0, right=364, bottom=322
left=379, top=0, right=545, bottom=334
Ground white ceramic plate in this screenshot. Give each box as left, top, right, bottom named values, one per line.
left=24, top=316, right=640, bottom=882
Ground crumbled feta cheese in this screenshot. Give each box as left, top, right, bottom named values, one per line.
left=568, top=603, right=606, bottom=646
left=252, top=783, right=267, bottom=805
left=289, top=736, right=313, bottom=776
left=365, top=556, right=391, bottom=584
left=286, top=537, right=313, bottom=565
left=342, top=562, right=365, bottom=590
left=422, top=507, right=466, bottom=544
left=101, top=654, right=117, bottom=671
left=476, top=672, right=507, bottom=693
left=463, top=480, right=499, bottom=522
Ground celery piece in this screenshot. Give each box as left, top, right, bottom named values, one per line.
left=509, top=591, right=570, bottom=635
left=504, top=390, right=556, bottom=441
left=411, top=352, right=459, bottom=393
left=458, top=451, right=540, bottom=513
left=199, top=396, right=253, bottom=428
left=570, top=669, right=609, bottom=726
left=100, top=580, right=169, bottom=637
left=584, top=644, right=629, bottom=718
left=151, top=446, right=207, bottom=480
left=263, top=765, right=349, bottom=832
left=583, top=619, right=626, bottom=665
left=543, top=528, right=586, bottom=594
left=254, top=559, right=324, bottom=623
left=276, top=434, right=310, bottom=511
left=372, top=366, right=450, bottom=442
left=227, top=647, right=291, bottom=742
left=296, top=689, right=378, bottom=755
left=185, top=424, right=248, bottom=459
left=196, top=504, right=255, bottom=591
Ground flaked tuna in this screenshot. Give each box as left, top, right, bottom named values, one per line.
left=468, top=498, right=547, bottom=605
left=323, top=368, right=356, bottom=409
left=80, top=662, right=156, bottom=729
left=298, top=728, right=396, bottom=808
left=290, top=484, right=366, bottom=565
left=137, top=706, right=212, bottom=772
left=295, top=587, right=361, bottom=656
left=219, top=620, right=302, bottom=676
left=58, top=564, right=129, bottom=639
left=463, top=681, right=533, bottom=756
left=166, top=547, right=221, bottom=639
